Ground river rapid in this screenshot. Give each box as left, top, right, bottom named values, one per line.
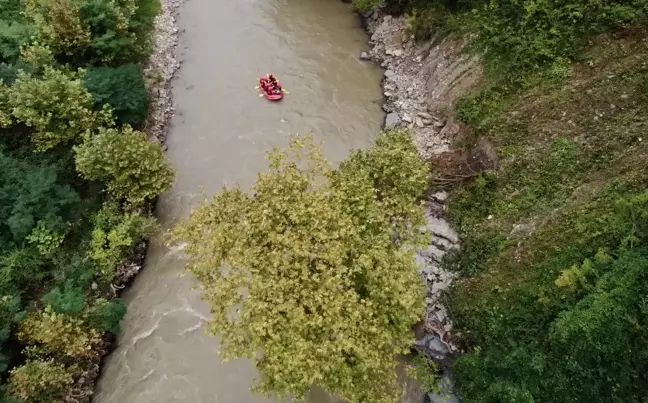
left=93, top=0, right=393, bottom=402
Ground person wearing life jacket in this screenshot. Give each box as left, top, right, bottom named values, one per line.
left=268, top=74, right=279, bottom=89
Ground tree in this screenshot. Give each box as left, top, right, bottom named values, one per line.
left=172, top=131, right=429, bottom=403
left=24, top=0, right=91, bottom=59
left=84, top=64, right=149, bottom=127
left=74, top=125, right=174, bottom=204
left=7, top=359, right=76, bottom=403
left=9, top=67, right=112, bottom=151
left=89, top=201, right=158, bottom=279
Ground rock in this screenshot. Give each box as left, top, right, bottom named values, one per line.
left=384, top=69, right=395, bottom=79
left=422, top=244, right=445, bottom=262
left=393, top=49, right=404, bottom=57
left=384, top=91, right=393, bottom=97
left=383, top=15, right=392, bottom=22
left=402, top=114, right=413, bottom=123
left=433, top=120, right=446, bottom=128
left=359, top=51, right=370, bottom=60
left=427, top=215, right=459, bottom=243
left=418, top=111, right=433, bottom=120
left=385, top=112, right=401, bottom=128
left=432, top=237, right=455, bottom=251
left=432, top=191, right=448, bottom=202
left=415, top=334, right=449, bottom=362
left=621, top=93, right=629, bottom=100
left=416, top=117, right=425, bottom=128
left=435, top=307, right=447, bottom=323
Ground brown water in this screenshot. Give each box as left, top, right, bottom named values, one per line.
left=93, top=0, right=403, bottom=401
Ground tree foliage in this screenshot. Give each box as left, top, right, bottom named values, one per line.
left=173, top=131, right=428, bottom=403
left=74, top=125, right=174, bottom=204
left=9, top=67, right=113, bottom=150
left=0, top=0, right=167, bottom=399
left=24, top=0, right=92, bottom=59
left=18, top=306, right=100, bottom=359
left=24, top=0, right=160, bottom=65
left=0, top=150, right=79, bottom=246
left=89, top=201, right=158, bottom=278
left=7, top=359, right=76, bottom=403
left=84, top=63, right=149, bottom=127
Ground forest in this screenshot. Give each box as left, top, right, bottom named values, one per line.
left=0, top=0, right=173, bottom=401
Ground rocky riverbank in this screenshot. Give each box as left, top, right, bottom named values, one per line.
left=360, top=10, right=482, bottom=402
left=78, top=1, right=183, bottom=402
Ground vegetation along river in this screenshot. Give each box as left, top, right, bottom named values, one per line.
left=94, top=0, right=391, bottom=401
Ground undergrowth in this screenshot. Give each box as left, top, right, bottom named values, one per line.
left=445, top=32, right=648, bottom=402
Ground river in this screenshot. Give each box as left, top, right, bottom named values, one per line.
left=93, top=0, right=398, bottom=401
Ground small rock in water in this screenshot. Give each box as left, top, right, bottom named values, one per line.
left=385, top=112, right=401, bottom=128
left=359, top=51, right=370, bottom=60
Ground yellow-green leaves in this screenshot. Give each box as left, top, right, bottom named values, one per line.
left=24, top=0, right=91, bottom=57
left=18, top=306, right=100, bottom=359
left=173, top=131, right=428, bottom=403
left=9, top=67, right=111, bottom=151
left=8, top=359, right=76, bottom=403
left=74, top=125, right=175, bottom=205
left=89, top=201, right=159, bottom=279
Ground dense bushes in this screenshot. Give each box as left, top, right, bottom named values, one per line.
left=173, top=131, right=428, bottom=403
left=0, top=0, right=168, bottom=400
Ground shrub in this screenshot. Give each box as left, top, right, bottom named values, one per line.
left=9, top=67, right=113, bottom=151
left=84, top=64, right=149, bottom=127
left=7, top=359, right=75, bottom=403
left=89, top=201, right=158, bottom=279
left=18, top=306, right=100, bottom=359
left=172, top=131, right=427, bottom=403
left=86, top=298, right=127, bottom=335
left=74, top=125, right=175, bottom=204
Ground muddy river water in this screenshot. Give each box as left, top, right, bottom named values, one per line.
left=93, top=0, right=407, bottom=401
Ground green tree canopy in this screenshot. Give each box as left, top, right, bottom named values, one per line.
left=173, top=131, right=429, bottom=403
left=74, top=125, right=174, bottom=204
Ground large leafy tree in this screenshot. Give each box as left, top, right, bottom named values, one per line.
left=173, top=131, right=429, bottom=403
